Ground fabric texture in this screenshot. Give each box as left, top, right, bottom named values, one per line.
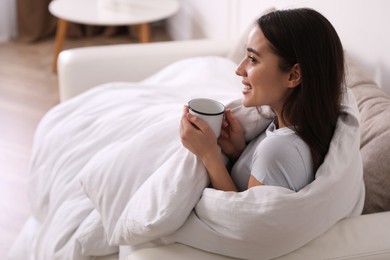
left=79, top=57, right=264, bottom=247
left=231, top=122, right=314, bottom=192
left=17, top=56, right=245, bottom=259
left=346, top=55, right=390, bottom=214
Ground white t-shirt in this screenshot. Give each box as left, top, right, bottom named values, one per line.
left=231, top=122, right=314, bottom=192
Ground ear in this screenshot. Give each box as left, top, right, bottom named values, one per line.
left=287, top=63, right=302, bottom=89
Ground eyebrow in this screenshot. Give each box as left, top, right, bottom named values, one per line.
left=246, top=47, right=260, bottom=56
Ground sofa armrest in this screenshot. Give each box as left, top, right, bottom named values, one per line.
left=276, top=211, right=390, bottom=259
left=127, top=212, right=390, bottom=260
left=57, top=39, right=233, bottom=101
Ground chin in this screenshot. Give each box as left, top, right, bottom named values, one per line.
left=242, top=98, right=255, bottom=108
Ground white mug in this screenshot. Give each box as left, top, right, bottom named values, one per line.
left=188, top=98, right=225, bottom=137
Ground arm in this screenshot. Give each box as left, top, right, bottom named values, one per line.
left=180, top=107, right=245, bottom=192
left=57, top=39, right=233, bottom=101
left=180, top=108, right=237, bottom=191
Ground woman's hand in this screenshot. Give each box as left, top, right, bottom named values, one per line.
left=180, top=106, right=220, bottom=162
left=218, top=108, right=246, bottom=162
left=180, top=105, right=238, bottom=192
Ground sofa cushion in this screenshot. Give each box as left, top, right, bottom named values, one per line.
left=346, top=55, right=390, bottom=214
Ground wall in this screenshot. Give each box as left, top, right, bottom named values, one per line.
left=167, top=0, right=235, bottom=40
left=0, top=0, right=17, bottom=42
left=167, top=0, right=390, bottom=94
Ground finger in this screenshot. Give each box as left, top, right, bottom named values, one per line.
left=181, top=106, right=192, bottom=127
left=224, top=109, right=235, bottom=122
left=222, top=117, right=229, bottom=128
left=225, top=109, right=241, bottom=131
left=180, top=107, right=195, bottom=134
left=179, top=116, right=188, bottom=136
left=181, top=114, right=195, bottom=132
left=219, top=129, right=229, bottom=139
left=220, top=120, right=230, bottom=134
left=181, top=105, right=189, bottom=119
left=187, top=113, right=212, bottom=134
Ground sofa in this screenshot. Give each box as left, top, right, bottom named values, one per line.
left=53, top=37, right=390, bottom=259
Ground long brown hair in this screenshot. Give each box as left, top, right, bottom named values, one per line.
left=258, top=8, right=345, bottom=171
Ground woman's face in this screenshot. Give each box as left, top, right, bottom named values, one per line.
left=236, top=26, right=294, bottom=113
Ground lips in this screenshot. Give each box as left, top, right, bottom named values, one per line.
left=242, top=80, right=252, bottom=94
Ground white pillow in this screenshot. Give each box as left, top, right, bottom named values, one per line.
left=163, top=89, right=365, bottom=259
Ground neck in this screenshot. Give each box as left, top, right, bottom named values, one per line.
left=273, top=108, right=285, bottom=129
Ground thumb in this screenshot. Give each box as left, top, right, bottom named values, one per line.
left=225, top=109, right=240, bottom=130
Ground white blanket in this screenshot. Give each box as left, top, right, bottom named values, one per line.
left=10, top=57, right=364, bottom=260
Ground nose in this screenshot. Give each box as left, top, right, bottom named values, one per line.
left=235, top=59, right=246, bottom=76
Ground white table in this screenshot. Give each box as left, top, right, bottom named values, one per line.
left=49, top=0, right=180, bottom=72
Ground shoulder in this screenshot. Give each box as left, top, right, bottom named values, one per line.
left=251, top=127, right=314, bottom=190
left=254, top=128, right=308, bottom=161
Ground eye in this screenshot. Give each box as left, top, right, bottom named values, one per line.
left=247, top=54, right=257, bottom=64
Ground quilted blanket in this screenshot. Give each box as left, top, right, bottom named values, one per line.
left=10, top=57, right=364, bottom=260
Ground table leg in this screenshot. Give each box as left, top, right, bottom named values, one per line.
left=138, top=23, right=151, bottom=43
left=52, top=19, right=69, bottom=73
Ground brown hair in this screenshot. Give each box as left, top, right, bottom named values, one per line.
left=258, top=8, right=345, bottom=171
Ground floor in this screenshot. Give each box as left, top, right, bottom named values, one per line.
left=0, top=24, right=170, bottom=257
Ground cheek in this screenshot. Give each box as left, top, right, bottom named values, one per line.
left=250, top=70, right=289, bottom=101
left=249, top=68, right=273, bottom=89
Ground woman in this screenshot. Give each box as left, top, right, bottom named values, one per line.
left=180, top=8, right=345, bottom=192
